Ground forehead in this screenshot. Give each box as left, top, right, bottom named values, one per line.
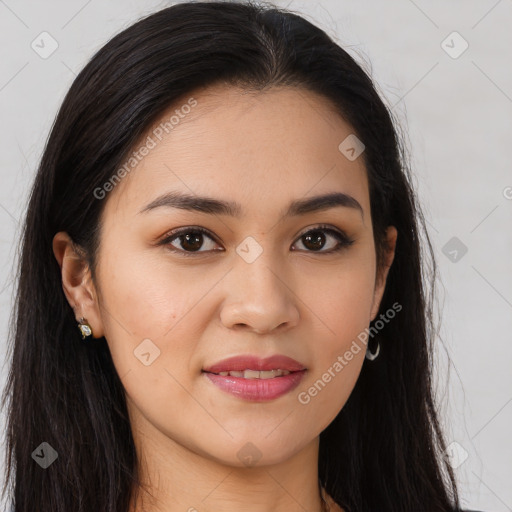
left=104, top=84, right=369, bottom=218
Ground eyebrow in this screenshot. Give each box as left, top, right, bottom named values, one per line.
left=138, top=190, right=364, bottom=219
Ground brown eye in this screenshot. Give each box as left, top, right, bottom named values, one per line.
left=292, top=226, right=354, bottom=253
left=302, top=230, right=326, bottom=251
left=162, top=227, right=221, bottom=254
left=179, top=233, right=203, bottom=251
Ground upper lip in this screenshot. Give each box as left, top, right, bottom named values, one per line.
left=202, top=354, right=307, bottom=373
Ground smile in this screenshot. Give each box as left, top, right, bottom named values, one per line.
left=208, top=369, right=292, bottom=379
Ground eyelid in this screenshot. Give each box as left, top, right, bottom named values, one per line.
left=292, top=223, right=355, bottom=251
left=294, top=223, right=348, bottom=240
left=159, top=226, right=223, bottom=256
left=159, top=223, right=354, bottom=256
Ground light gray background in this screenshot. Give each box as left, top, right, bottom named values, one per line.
left=1, top=0, right=511, bottom=510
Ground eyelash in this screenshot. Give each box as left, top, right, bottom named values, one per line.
left=159, top=224, right=355, bottom=257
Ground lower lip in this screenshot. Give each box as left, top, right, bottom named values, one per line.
left=203, top=370, right=307, bottom=402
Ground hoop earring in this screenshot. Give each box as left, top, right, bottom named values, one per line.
left=365, top=340, right=380, bottom=361
left=77, top=317, right=93, bottom=340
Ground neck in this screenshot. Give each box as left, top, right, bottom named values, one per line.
left=127, top=408, right=328, bottom=512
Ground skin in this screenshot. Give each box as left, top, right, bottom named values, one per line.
left=53, top=84, right=397, bottom=512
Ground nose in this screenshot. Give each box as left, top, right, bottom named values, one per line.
left=219, top=250, right=300, bottom=334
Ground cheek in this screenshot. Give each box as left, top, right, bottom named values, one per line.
left=96, top=248, right=214, bottom=436
left=302, top=246, right=377, bottom=342
left=319, top=271, right=375, bottom=328
left=293, top=251, right=376, bottom=419
left=295, top=290, right=370, bottom=434
left=95, top=243, right=212, bottom=383
left=97, top=242, right=207, bottom=337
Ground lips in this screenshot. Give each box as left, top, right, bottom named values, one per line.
left=203, top=370, right=306, bottom=401
left=202, top=354, right=306, bottom=374
left=202, top=354, right=308, bottom=401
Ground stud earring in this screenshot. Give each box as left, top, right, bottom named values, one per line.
left=77, top=317, right=93, bottom=340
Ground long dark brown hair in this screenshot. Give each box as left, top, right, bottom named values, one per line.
left=2, top=2, right=460, bottom=510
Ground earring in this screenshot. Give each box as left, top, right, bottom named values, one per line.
left=77, top=317, right=93, bottom=340
left=365, top=340, right=380, bottom=361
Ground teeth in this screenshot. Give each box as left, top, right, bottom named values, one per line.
left=216, top=369, right=291, bottom=379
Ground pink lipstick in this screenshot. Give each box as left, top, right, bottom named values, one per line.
left=202, top=354, right=307, bottom=402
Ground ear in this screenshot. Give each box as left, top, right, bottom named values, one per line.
left=52, top=232, right=105, bottom=338
left=369, top=226, right=397, bottom=321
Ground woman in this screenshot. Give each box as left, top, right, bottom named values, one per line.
left=1, top=2, right=482, bottom=511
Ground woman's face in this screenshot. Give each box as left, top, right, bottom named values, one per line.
left=83, top=85, right=395, bottom=466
